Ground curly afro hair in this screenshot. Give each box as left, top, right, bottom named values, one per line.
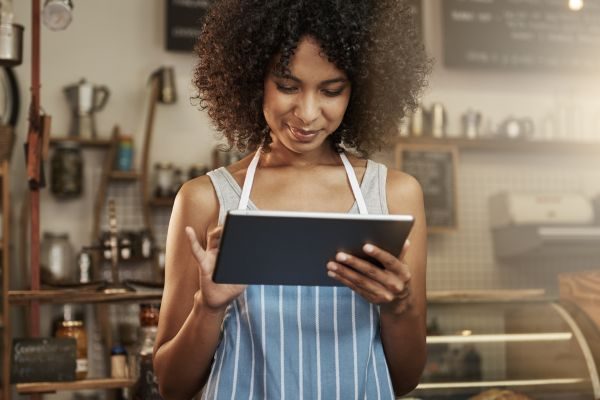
left=193, top=0, right=430, bottom=156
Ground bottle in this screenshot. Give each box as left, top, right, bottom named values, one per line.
left=133, top=303, right=163, bottom=400
left=116, top=136, right=134, bottom=171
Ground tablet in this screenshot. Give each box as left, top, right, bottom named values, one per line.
left=213, top=210, right=414, bottom=286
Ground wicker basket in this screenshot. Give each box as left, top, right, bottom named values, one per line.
left=0, top=124, right=15, bottom=162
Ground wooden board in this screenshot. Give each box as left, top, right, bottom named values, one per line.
left=442, top=0, right=600, bottom=72
left=559, top=270, right=600, bottom=330
left=396, top=144, right=458, bottom=233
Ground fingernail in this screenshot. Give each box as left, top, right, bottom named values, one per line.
left=328, top=262, right=338, bottom=271
left=336, top=253, right=347, bottom=262
left=405, top=239, right=411, bottom=247
left=327, top=271, right=336, bottom=278
left=364, top=244, right=374, bottom=253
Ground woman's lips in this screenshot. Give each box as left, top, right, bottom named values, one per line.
left=288, top=125, right=320, bottom=142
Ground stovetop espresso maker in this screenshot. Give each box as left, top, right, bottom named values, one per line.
left=64, top=78, right=110, bottom=138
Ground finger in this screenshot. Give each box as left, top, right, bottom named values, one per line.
left=335, top=251, right=388, bottom=282
left=185, top=226, right=209, bottom=273
left=207, top=226, right=224, bottom=250
left=327, top=261, right=395, bottom=303
left=362, top=244, right=411, bottom=282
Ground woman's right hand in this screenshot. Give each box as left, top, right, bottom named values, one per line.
left=185, top=226, right=247, bottom=312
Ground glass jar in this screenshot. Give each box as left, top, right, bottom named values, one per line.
left=41, top=232, right=76, bottom=285
left=51, top=141, right=83, bottom=198
left=133, top=303, right=163, bottom=399
left=154, top=162, right=174, bottom=198
left=55, top=320, right=88, bottom=379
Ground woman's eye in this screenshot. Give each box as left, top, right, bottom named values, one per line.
left=276, top=84, right=297, bottom=94
left=322, top=88, right=344, bottom=97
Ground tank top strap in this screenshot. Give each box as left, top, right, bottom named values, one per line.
left=207, top=167, right=244, bottom=225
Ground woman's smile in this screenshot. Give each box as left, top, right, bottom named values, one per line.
left=287, top=124, right=322, bottom=142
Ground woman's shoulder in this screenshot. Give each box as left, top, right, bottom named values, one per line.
left=173, top=175, right=220, bottom=222
left=385, top=167, right=424, bottom=214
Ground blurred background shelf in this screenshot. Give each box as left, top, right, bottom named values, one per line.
left=8, top=289, right=162, bottom=304
left=397, top=137, right=600, bottom=154
left=49, top=136, right=112, bottom=148
left=16, top=378, right=135, bottom=394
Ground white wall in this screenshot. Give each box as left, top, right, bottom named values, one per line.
left=9, top=1, right=600, bottom=284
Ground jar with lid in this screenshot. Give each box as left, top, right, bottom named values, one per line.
left=41, top=232, right=76, bottom=285
left=132, top=303, right=163, bottom=400
left=51, top=141, right=83, bottom=198
left=55, top=320, right=88, bottom=379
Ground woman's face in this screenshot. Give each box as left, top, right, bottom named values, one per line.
left=263, top=36, right=351, bottom=154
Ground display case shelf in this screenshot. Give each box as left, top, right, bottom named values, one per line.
left=16, top=378, right=134, bottom=394
left=407, top=300, right=600, bottom=399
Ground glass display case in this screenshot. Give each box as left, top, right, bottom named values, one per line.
left=403, top=298, right=600, bottom=400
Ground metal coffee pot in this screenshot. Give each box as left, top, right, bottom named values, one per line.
left=63, top=78, right=110, bottom=138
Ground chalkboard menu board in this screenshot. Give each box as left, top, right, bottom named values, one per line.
left=166, top=0, right=214, bottom=52
left=11, top=338, right=76, bottom=383
left=443, top=0, right=600, bottom=72
left=396, top=145, right=458, bottom=232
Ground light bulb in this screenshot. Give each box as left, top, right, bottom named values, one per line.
left=42, top=0, right=73, bottom=31
left=568, top=0, right=584, bottom=11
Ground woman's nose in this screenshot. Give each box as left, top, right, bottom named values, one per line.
left=293, top=92, right=320, bottom=125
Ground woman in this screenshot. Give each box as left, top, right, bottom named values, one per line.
left=154, top=0, right=430, bottom=399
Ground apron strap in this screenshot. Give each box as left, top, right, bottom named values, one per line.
left=238, top=148, right=262, bottom=210
left=238, top=147, right=369, bottom=215
left=339, top=152, right=368, bottom=215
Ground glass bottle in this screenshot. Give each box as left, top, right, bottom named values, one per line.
left=133, top=303, right=163, bottom=400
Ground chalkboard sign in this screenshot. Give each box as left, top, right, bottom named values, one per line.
left=396, top=144, right=458, bottom=232
left=166, top=0, right=214, bottom=52
left=11, top=338, right=77, bottom=383
left=443, top=0, right=600, bottom=72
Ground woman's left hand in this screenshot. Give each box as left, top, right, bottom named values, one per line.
left=327, top=240, right=412, bottom=316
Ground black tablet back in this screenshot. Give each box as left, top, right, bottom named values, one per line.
left=213, top=210, right=414, bottom=286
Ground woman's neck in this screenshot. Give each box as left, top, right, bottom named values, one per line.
left=262, top=138, right=340, bottom=169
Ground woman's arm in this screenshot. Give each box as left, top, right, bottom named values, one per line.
left=379, top=171, right=427, bottom=394
left=325, top=169, right=427, bottom=395
left=152, top=177, right=234, bottom=400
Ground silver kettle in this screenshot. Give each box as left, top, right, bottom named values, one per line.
left=63, top=78, right=110, bottom=138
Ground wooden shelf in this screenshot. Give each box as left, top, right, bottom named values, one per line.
left=397, top=137, right=600, bottom=154
left=108, top=170, right=140, bottom=181
left=148, top=197, right=175, bottom=207
left=8, top=289, right=162, bottom=304
left=16, top=378, right=135, bottom=394
left=50, top=136, right=112, bottom=148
